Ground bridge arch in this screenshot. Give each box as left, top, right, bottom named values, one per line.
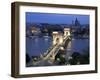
left=64, top=28, right=70, bottom=37
left=52, top=32, right=63, bottom=45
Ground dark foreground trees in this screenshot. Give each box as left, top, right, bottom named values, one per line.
left=69, top=52, right=89, bottom=65
left=26, top=53, right=31, bottom=63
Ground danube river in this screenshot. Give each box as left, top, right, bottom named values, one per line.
left=26, top=36, right=89, bottom=58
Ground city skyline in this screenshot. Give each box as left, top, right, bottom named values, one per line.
left=26, top=12, right=89, bottom=67
left=26, top=12, right=89, bottom=25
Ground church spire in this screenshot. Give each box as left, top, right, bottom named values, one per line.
left=75, top=18, right=80, bottom=26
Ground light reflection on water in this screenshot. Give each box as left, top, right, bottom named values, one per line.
left=71, top=39, right=89, bottom=54
left=26, top=36, right=52, bottom=57
left=26, top=36, right=89, bottom=57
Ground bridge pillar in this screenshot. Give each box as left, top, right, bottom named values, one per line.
left=64, top=28, right=70, bottom=37
left=52, top=32, right=63, bottom=45
left=49, top=53, right=55, bottom=63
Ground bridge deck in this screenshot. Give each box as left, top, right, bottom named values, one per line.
left=32, top=35, right=71, bottom=66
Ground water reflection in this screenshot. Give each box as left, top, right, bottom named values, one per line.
left=71, top=39, right=89, bottom=54
left=26, top=36, right=52, bottom=57
left=26, top=36, right=89, bottom=57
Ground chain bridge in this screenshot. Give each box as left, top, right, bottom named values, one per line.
left=32, top=28, right=71, bottom=66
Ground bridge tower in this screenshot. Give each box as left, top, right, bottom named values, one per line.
left=64, top=28, right=70, bottom=37
left=52, top=32, right=63, bottom=45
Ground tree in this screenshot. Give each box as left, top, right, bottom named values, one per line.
left=80, top=47, right=89, bottom=64
left=26, top=53, right=31, bottom=63
left=55, top=50, right=66, bottom=65
left=69, top=52, right=81, bottom=65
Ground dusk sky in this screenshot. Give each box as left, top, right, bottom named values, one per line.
left=26, top=12, right=89, bottom=24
